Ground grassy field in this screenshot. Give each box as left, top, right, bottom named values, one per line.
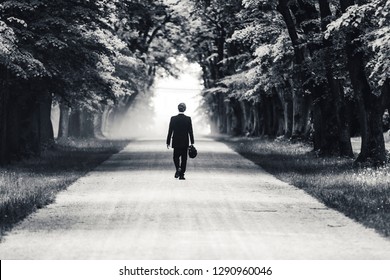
left=223, top=136, right=390, bottom=238
left=0, top=138, right=129, bottom=238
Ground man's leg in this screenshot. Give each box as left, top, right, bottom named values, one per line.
left=179, top=147, right=188, bottom=178
left=173, top=149, right=181, bottom=178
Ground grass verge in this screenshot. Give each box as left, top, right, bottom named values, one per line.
left=222, top=137, right=390, bottom=238
left=0, top=138, right=130, bottom=238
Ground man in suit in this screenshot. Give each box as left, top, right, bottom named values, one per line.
left=166, top=103, right=195, bottom=180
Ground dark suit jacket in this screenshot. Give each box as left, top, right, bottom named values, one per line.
left=166, top=114, right=195, bottom=148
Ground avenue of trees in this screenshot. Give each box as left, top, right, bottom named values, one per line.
left=182, top=0, right=389, bottom=165
left=1, top=0, right=389, bottom=165
left=0, top=0, right=188, bottom=163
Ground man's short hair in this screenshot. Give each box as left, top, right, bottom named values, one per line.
left=178, top=103, right=186, bottom=112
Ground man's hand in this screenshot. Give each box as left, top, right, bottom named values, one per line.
left=167, top=144, right=170, bottom=149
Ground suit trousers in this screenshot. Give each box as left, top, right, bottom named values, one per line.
left=173, top=147, right=188, bottom=175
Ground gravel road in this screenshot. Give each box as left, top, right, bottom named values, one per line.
left=0, top=138, right=389, bottom=259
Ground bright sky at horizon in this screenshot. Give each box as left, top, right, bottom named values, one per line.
left=151, top=63, right=210, bottom=136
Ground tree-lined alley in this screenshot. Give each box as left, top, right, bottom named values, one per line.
left=1, top=0, right=389, bottom=165
left=186, top=0, right=389, bottom=164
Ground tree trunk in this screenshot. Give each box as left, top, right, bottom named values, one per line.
left=101, top=105, right=112, bottom=137
left=37, top=90, right=54, bottom=149
left=320, top=0, right=353, bottom=157
left=93, top=112, right=105, bottom=138
left=68, top=107, right=96, bottom=139
left=1, top=78, right=52, bottom=162
left=11, top=82, right=40, bottom=158
left=215, top=25, right=227, bottom=134
left=217, top=93, right=227, bottom=133
left=312, top=99, right=322, bottom=152
left=353, top=79, right=386, bottom=164
left=68, top=107, right=82, bottom=138
left=249, top=102, right=261, bottom=136
left=230, top=98, right=243, bottom=136
left=240, top=100, right=250, bottom=135
left=291, top=92, right=310, bottom=139
left=79, top=109, right=95, bottom=138
left=312, top=84, right=341, bottom=155
left=9, top=90, right=27, bottom=160
left=285, top=99, right=293, bottom=138
left=260, top=94, right=281, bottom=138
left=383, top=80, right=390, bottom=111
left=277, top=0, right=311, bottom=139
left=341, top=0, right=386, bottom=164
left=225, top=102, right=232, bottom=135
left=279, top=85, right=294, bottom=139
left=29, top=90, right=42, bottom=156
left=273, top=89, right=285, bottom=136
left=331, top=79, right=354, bottom=157
left=0, top=74, right=10, bottom=164
left=258, top=98, right=267, bottom=136
left=58, top=103, right=70, bottom=139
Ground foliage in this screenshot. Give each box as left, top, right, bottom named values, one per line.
left=223, top=4, right=294, bottom=101
left=0, top=18, right=48, bottom=80
left=0, top=0, right=113, bottom=105
left=325, top=0, right=390, bottom=94
left=1, top=0, right=188, bottom=111
left=114, top=0, right=189, bottom=79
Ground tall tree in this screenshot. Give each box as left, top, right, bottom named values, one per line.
left=0, top=0, right=115, bottom=160
left=327, top=0, right=389, bottom=164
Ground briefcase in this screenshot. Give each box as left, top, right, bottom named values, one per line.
left=188, top=145, right=197, bottom=159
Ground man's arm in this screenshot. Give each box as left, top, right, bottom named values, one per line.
left=189, top=117, right=194, bottom=145
left=166, top=117, right=174, bottom=147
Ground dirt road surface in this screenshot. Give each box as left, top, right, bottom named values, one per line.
left=1, top=138, right=389, bottom=259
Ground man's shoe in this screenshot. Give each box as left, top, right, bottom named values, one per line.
left=174, top=168, right=181, bottom=178
left=179, top=175, right=185, bottom=180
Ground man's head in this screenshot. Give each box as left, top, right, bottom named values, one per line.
left=178, top=103, right=186, bottom=112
